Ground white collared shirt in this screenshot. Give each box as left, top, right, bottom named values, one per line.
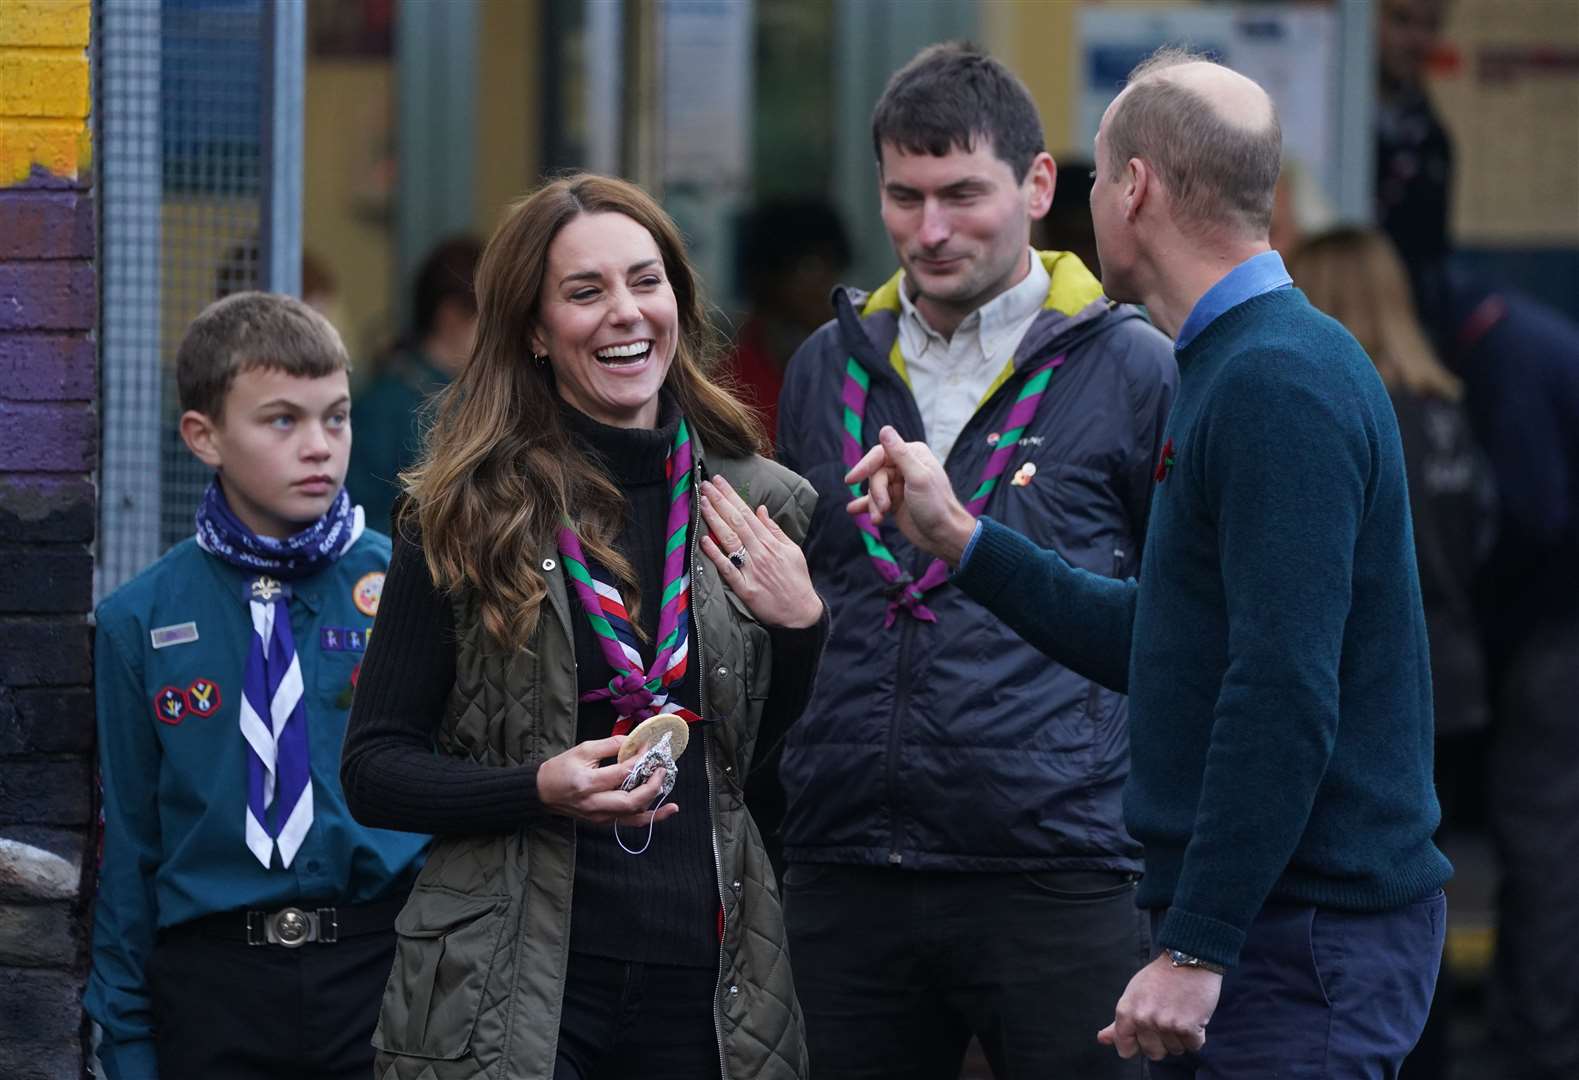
left=896, top=249, right=1050, bottom=463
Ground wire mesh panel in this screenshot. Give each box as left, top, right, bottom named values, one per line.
left=157, top=0, right=265, bottom=552
left=96, top=0, right=301, bottom=596
left=96, top=0, right=163, bottom=598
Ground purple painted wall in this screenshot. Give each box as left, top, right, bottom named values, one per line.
left=0, top=171, right=98, bottom=1080
left=1, top=3, right=98, bottom=1075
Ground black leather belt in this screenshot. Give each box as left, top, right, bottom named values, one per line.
left=166, top=893, right=405, bottom=948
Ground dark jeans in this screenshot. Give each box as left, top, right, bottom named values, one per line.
left=1146, top=892, right=1446, bottom=1079
left=553, top=951, right=721, bottom=1080
left=784, top=863, right=1150, bottom=1080
left=150, top=924, right=394, bottom=1080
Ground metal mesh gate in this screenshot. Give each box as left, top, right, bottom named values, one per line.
left=95, top=0, right=301, bottom=598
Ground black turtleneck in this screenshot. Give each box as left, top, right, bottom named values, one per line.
left=341, top=401, right=823, bottom=968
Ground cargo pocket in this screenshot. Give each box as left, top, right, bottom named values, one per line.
left=371, top=890, right=506, bottom=1061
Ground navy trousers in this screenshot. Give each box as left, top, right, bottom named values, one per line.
left=1146, top=892, right=1445, bottom=1079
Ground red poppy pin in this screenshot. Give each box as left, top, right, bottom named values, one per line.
left=335, top=662, right=362, bottom=709
left=1154, top=438, right=1177, bottom=483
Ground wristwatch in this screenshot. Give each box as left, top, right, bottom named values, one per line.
left=1167, top=949, right=1227, bottom=975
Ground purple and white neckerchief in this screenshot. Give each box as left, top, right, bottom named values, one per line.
left=195, top=478, right=364, bottom=868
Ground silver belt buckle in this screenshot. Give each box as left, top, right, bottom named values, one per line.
left=265, top=906, right=315, bottom=948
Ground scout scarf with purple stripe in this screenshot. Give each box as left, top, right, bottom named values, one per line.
left=841, top=352, right=1065, bottom=627
left=557, top=418, right=701, bottom=734
left=195, top=478, right=364, bottom=868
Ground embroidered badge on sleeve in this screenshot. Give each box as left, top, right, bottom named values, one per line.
left=320, top=627, right=371, bottom=652
left=184, top=678, right=222, bottom=718
left=353, top=572, right=384, bottom=617
left=154, top=687, right=189, bottom=725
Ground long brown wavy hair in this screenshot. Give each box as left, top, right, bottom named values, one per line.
left=403, top=174, right=763, bottom=652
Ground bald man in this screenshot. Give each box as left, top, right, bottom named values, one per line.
left=843, top=49, right=1451, bottom=1077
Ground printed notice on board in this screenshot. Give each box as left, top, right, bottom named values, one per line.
left=1429, top=1, right=1579, bottom=246
left=1077, top=6, right=1338, bottom=207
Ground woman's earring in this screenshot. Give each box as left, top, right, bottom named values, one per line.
left=532, top=352, right=547, bottom=365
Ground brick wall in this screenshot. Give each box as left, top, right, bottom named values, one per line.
left=0, top=2, right=98, bottom=1078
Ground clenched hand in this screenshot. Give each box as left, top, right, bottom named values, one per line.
left=1098, top=952, right=1222, bottom=1061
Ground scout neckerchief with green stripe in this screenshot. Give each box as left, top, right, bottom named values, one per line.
left=557, top=418, right=700, bottom=734
left=841, top=352, right=1066, bottom=627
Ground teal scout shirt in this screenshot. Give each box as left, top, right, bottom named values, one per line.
left=84, top=531, right=428, bottom=1080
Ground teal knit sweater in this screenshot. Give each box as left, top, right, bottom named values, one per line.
left=955, top=287, right=1452, bottom=967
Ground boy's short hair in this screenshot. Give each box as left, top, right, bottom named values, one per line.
left=871, top=42, right=1045, bottom=183
left=177, top=291, right=350, bottom=419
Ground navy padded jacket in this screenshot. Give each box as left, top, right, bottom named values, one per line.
left=777, top=252, right=1178, bottom=871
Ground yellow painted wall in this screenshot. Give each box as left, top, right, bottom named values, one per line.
left=0, top=0, right=91, bottom=184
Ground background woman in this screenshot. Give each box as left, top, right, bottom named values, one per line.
left=342, top=174, right=823, bottom=1080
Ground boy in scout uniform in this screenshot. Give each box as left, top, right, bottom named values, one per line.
left=85, top=292, right=427, bottom=1080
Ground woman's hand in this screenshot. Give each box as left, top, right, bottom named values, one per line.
left=536, top=736, right=681, bottom=827
left=699, top=476, right=823, bottom=629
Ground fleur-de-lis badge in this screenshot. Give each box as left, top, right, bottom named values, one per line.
left=251, top=576, right=282, bottom=602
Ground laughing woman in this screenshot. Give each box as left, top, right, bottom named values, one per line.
left=341, top=175, right=824, bottom=1080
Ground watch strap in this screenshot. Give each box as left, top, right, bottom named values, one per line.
left=1167, top=948, right=1227, bottom=975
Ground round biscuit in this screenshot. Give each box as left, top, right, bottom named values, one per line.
left=617, top=713, right=691, bottom=763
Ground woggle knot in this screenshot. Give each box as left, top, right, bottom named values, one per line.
left=883, top=590, right=938, bottom=629
left=607, top=672, right=658, bottom=720
left=577, top=672, right=660, bottom=720
left=611, top=672, right=648, bottom=694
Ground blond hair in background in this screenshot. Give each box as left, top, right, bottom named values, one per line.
left=1269, top=160, right=1339, bottom=261
left=1291, top=226, right=1463, bottom=402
